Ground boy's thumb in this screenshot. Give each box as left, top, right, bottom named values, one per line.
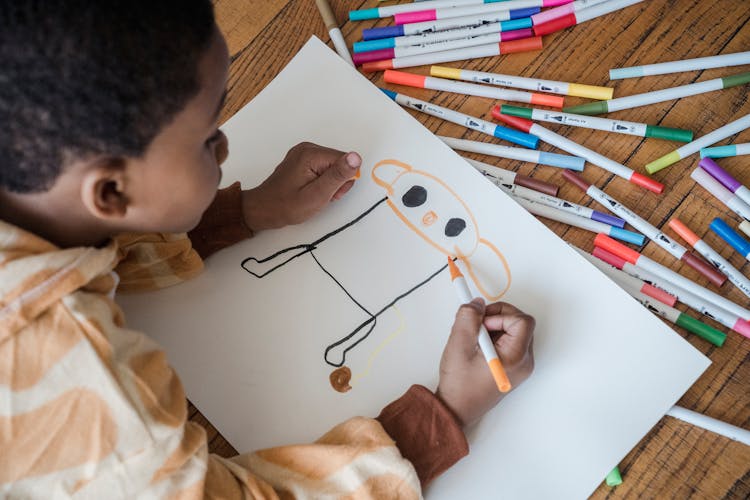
left=450, top=298, right=486, bottom=356
left=317, top=152, right=361, bottom=197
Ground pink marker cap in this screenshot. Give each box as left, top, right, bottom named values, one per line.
left=733, top=318, right=750, bottom=339
left=394, top=9, right=436, bottom=25
left=532, top=3, right=575, bottom=25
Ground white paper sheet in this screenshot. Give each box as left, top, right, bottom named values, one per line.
left=118, top=37, right=710, bottom=499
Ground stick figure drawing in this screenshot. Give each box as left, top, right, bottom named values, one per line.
left=241, top=159, right=511, bottom=392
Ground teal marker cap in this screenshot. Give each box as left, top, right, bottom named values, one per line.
left=700, top=145, right=736, bottom=158
left=675, top=313, right=726, bottom=347
left=562, top=101, right=609, bottom=116
left=349, top=8, right=379, bottom=21
left=721, top=71, right=750, bottom=89
left=610, top=227, right=646, bottom=246
left=605, top=467, right=623, bottom=487
left=644, top=125, right=693, bottom=143
left=609, top=66, right=645, bottom=80
left=501, top=17, right=533, bottom=31
left=500, top=104, right=534, bottom=119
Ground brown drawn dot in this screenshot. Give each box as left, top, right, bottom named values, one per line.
left=330, top=366, right=352, bottom=393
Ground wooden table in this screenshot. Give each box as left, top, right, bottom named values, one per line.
left=191, top=1, right=750, bottom=497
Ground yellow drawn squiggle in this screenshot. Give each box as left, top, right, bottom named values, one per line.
left=350, top=305, right=406, bottom=387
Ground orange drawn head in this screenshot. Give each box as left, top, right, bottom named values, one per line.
left=372, top=159, right=511, bottom=300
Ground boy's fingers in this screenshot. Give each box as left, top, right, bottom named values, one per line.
left=493, top=313, right=535, bottom=362
left=310, top=151, right=361, bottom=199
left=484, top=301, right=522, bottom=317
left=448, top=298, right=486, bottom=358
left=332, top=179, right=355, bottom=200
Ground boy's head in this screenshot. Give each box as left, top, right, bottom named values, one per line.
left=0, top=0, right=230, bottom=239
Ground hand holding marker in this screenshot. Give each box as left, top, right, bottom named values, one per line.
left=448, top=258, right=511, bottom=393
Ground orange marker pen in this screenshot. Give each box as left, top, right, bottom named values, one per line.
left=447, top=257, right=511, bottom=393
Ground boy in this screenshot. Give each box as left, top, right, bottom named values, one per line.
left=0, top=1, right=535, bottom=497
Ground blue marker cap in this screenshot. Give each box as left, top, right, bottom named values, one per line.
left=380, top=88, right=398, bottom=101
left=700, top=145, right=737, bottom=158
left=353, top=37, right=396, bottom=53
left=609, top=227, right=645, bottom=246
left=509, top=7, right=541, bottom=20
left=362, top=25, right=405, bottom=41
left=493, top=126, right=538, bottom=149
left=609, top=66, right=646, bottom=80
left=500, top=17, right=533, bottom=31
left=710, top=218, right=750, bottom=257
left=349, top=8, right=380, bottom=22
left=538, top=151, right=585, bottom=171
left=591, top=211, right=626, bottom=229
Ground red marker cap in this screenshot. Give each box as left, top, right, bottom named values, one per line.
left=499, top=36, right=543, bottom=55
left=592, top=247, right=627, bottom=270
left=561, top=170, right=591, bottom=191
left=384, top=70, right=427, bottom=88
left=594, top=233, right=640, bottom=265
left=642, top=284, right=677, bottom=307
left=630, top=172, right=664, bottom=194
left=491, top=106, right=534, bottom=132
left=533, top=13, right=577, bottom=37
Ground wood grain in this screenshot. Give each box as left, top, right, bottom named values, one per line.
left=192, top=1, right=750, bottom=497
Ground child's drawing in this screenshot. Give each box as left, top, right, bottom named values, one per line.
left=241, top=159, right=511, bottom=391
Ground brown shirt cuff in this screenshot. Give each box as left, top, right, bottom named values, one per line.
left=188, top=182, right=253, bottom=259
left=377, top=384, right=469, bottom=487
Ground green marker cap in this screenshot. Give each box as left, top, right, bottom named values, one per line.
left=721, top=71, right=750, bottom=89
left=675, top=313, right=726, bottom=347
left=644, top=125, right=694, bottom=143
left=645, top=150, right=681, bottom=174
left=605, top=466, right=623, bottom=487
left=562, top=101, right=609, bottom=116
left=500, top=104, right=533, bottom=119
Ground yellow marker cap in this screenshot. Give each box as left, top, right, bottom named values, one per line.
left=645, top=150, right=682, bottom=174
left=430, top=66, right=462, bottom=80
left=567, top=83, right=614, bottom=101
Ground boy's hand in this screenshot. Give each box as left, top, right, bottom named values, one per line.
left=241, top=142, right=361, bottom=232
left=436, top=299, right=535, bottom=427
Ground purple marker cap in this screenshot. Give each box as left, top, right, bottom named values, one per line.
left=362, top=25, right=404, bottom=41
left=591, top=211, right=626, bottom=229
left=699, top=157, right=741, bottom=192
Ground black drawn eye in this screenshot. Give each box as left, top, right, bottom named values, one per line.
left=402, top=185, right=427, bottom=207
left=445, top=218, right=466, bottom=237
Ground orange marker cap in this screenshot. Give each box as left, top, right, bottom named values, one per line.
left=383, top=70, right=427, bottom=88
left=499, top=36, right=543, bottom=55
left=530, top=92, right=565, bottom=109
left=668, top=218, right=700, bottom=246
left=361, top=59, right=394, bottom=73
left=594, top=233, right=640, bottom=265
left=489, top=358, right=512, bottom=393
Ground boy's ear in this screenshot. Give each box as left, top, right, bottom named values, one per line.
left=79, top=158, right=130, bottom=221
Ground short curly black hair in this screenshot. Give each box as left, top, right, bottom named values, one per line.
left=0, top=0, right=215, bottom=193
